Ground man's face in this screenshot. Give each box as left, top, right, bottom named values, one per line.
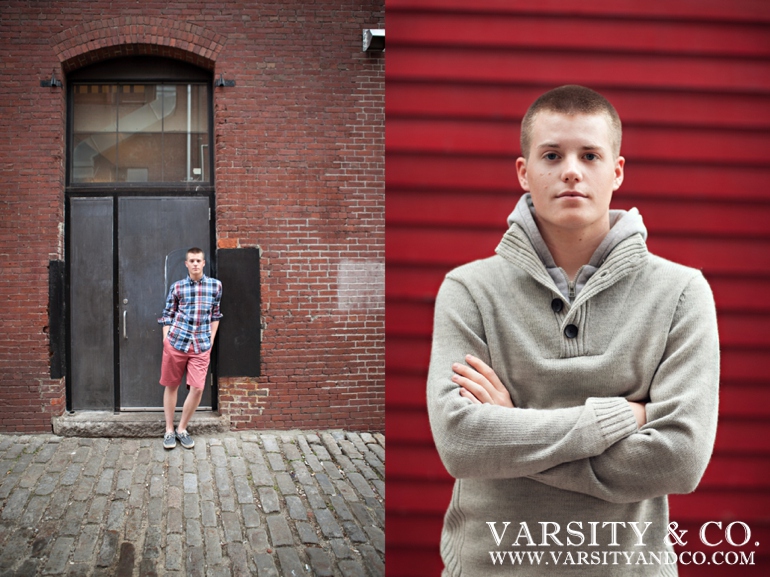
left=516, top=111, right=624, bottom=240
left=185, top=252, right=205, bottom=280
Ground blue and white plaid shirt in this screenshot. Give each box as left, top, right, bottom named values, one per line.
left=159, top=275, right=223, bottom=354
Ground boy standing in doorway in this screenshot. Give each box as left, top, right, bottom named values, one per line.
left=427, top=86, right=719, bottom=576
left=158, top=247, right=222, bottom=449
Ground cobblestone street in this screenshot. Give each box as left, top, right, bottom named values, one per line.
left=0, top=431, right=385, bottom=576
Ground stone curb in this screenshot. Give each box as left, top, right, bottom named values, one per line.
left=52, top=412, right=231, bottom=438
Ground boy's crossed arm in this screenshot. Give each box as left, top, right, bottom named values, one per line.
left=427, top=274, right=718, bottom=504
left=453, top=354, right=647, bottom=428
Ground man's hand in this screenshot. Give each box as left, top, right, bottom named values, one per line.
left=452, top=354, right=514, bottom=408
left=628, top=401, right=647, bottom=428
left=210, top=320, right=219, bottom=345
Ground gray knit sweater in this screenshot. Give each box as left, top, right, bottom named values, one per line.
left=427, top=200, right=720, bottom=576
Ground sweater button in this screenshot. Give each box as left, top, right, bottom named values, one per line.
left=564, top=324, right=578, bottom=339
left=551, top=298, right=564, bottom=313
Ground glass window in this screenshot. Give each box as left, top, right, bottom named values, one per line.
left=71, top=83, right=210, bottom=184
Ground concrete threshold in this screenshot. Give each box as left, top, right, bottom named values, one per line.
left=52, top=410, right=230, bottom=437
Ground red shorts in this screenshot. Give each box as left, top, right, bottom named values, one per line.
left=159, top=338, right=211, bottom=390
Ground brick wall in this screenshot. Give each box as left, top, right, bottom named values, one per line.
left=0, top=0, right=384, bottom=432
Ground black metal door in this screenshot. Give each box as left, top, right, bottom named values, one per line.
left=70, top=198, right=115, bottom=410
left=69, top=196, right=212, bottom=410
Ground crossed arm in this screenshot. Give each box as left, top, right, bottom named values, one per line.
left=454, top=354, right=648, bottom=428
left=427, top=273, right=719, bottom=503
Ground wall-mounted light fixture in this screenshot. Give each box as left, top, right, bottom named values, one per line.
left=215, top=73, right=236, bottom=88
left=40, top=69, right=62, bottom=88
left=363, top=29, right=385, bottom=52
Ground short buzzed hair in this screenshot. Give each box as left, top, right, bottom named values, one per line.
left=520, top=85, right=622, bottom=159
left=186, top=247, right=205, bottom=260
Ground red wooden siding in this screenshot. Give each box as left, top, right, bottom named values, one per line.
left=386, top=1, right=770, bottom=575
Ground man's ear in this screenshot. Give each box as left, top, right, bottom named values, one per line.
left=515, top=157, right=530, bottom=191
left=613, top=156, right=625, bottom=191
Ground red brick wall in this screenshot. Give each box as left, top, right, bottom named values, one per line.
left=0, top=1, right=384, bottom=432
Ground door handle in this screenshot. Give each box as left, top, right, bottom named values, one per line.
left=123, top=310, right=127, bottom=339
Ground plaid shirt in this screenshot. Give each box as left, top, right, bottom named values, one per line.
left=158, top=275, right=223, bottom=354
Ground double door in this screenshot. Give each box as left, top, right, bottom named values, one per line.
left=69, top=196, right=213, bottom=410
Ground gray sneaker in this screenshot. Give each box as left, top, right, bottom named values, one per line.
left=176, top=429, right=194, bottom=449
left=163, top=431, right=177, bottom=450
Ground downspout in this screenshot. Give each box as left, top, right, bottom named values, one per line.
left=187, top=84, right=192, bottom=181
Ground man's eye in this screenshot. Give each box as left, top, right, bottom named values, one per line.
left=584, top=153, right=598, bottom=161
left=544, top=153, right=559, bottom=160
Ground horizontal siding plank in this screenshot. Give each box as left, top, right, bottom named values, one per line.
left=385, top=266, right=448, bottom=301
left=386, top=301, right=433, bottom=337
left=387, top=390, right=770, bottom=427
left=388, top=191, right=770, bottom=240
left=385, top=546, right=444, bottom=577
left=387, top=374, right=430, bottom=408
left=388, top=445, right=448, bottom=482
left=612, top=162, right=770, bottom=200
left=387, top=510, right=445, bottom=547
left=389, top=474, right=770, bottom=522
left=388, top=48, right=770, bottom=93
left=388, top=12, right=770, bottom=58
left=613, top=198, right=770, bottom=240
left=668, top=490, right=770, bottom=522
left=387, top=0, right=770, bottom=23
left=388, top=478, right=453, bottom=516
left=708, top=277, right=770, bottom=313
left=387, top=154, right=770, bottom=201
left=701, top=456, right=770, bottom=489
left=709, top=314, right=770, bottom=348
left=387, top=227, right=770, bottom=274
left=387, top=267, right=770, bottom=315
left=715, top=420, right=770, bottom=454
left=724, top=349, right=770, bottom=385
left=718, top=384, right=770, bottom=415
left=387, top=409, right=433, bottom=444
left=389, top=443, right=770, bottom=491
left=386, top=226, right=523, bottom=266
left=387, top=405, right=770, bottom=455
left=386, top=153, right=519, bottom=192
left=387, top=117, right=519, bottom=156
left=387, top=301, right=770, bottom=347
left=386, top=336, right=432, bottom=373
left=388, top=118, right=770, bottom=165
left=388, top=83, right=770, bottom=130
left=623, top=126, right=770, bottom=165
left=388, top=336, right=770, bottom=388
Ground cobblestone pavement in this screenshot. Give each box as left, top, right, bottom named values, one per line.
left=0, top=430, right=385, bottom=576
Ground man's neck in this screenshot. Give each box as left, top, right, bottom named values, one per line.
left=189, top=273, right=204, bottom=282
left=536, top=220, right=609, bottom=281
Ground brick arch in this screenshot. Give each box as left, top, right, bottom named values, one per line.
left=51, top=16, right=226, bottom=73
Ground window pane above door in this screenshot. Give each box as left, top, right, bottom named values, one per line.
left=71, top=82, right=210, bottom=184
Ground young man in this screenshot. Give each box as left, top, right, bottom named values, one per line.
left=158, top=247, right=222, bottom=449
left=427, top=86, right=719, bottom=576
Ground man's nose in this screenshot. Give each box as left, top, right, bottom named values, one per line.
left=562, top=156, right=582, bottom=182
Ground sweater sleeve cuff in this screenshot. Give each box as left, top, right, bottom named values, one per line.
left=586, top=396, right=639, bottom=448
